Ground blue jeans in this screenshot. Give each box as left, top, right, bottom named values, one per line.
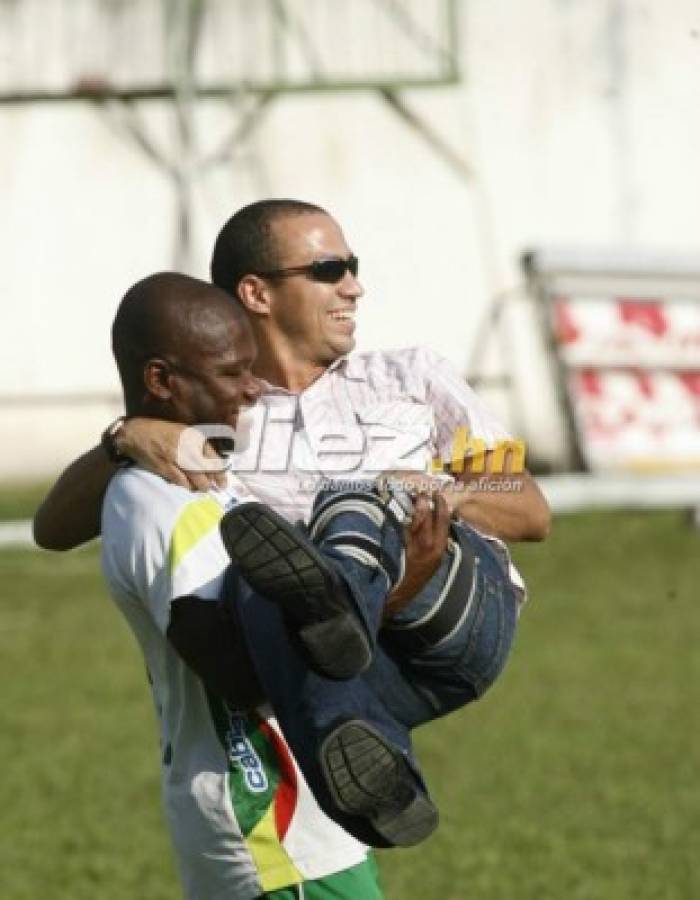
left=230, top=516, right=518, bottom=840
left=370, top=524, right=520, bottom=727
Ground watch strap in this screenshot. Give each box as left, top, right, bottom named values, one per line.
left=101, top=416, right=132, bottom=466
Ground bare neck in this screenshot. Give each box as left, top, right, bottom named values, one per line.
left=253, top=344, right=328, bottom=394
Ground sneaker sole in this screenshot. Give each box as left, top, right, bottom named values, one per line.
left=220, top=503, right=372, bottom=679
left=320, top=720, right=438, bottom=847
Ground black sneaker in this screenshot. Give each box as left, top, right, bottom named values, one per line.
left=320, top=720, right=439, bottom=847
left=220, top=502, right=372, bottom=679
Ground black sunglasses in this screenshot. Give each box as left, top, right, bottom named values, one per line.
left=255, top=255, right=359, bottom=284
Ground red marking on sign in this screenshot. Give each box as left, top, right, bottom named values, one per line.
left=635, top=371, right=655, bottom=399
left=554, top=298, right=580, bottom=344
left=678, top=372, right=700, bottom=398
left=578, top=369, right=602, bottom=396
left=618, top=300, right=668, bottom=337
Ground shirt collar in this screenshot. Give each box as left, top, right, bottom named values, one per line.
left=259, top=352, right=368, bottom=395
left=328, top=352, right=367, bottom=382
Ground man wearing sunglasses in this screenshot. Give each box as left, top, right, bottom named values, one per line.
left=35, top=199, right=550, bottom=897
left=35, top=198, right=548, bottom=548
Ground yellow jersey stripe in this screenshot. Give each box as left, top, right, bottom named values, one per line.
left=168, top=497, right=223, bottom=574
left=246, top=802, right=303, bottom=893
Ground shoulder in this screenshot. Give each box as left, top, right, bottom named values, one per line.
left=347, top=346, right=443, bottom=369
left=103, top=467, right=192, bottom=531
left=101, top=468, right=228, bottom=601
left=102, top=467, right=228, bottom=556
left=344, top=346, right=447, bottom=387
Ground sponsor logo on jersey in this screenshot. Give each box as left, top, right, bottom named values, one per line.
left=225, top=713, right=269, bottom=794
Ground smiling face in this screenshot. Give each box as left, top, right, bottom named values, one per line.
left=261, top=213, right=364, bottom=367
left=166, top=310, right=261, bottom=430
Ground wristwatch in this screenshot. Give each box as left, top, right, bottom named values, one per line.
left=101, top=416, right=133, bottom=467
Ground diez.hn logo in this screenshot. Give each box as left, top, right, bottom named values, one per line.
left=175, top=403, right=526, bottom=477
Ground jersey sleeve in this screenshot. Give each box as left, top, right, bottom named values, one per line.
left=102, top=470, right=230, bottom=635
left=417, top=347, right=513, bottom=465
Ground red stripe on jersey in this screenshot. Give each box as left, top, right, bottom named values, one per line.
left=259, top=720, right=298, bottom=841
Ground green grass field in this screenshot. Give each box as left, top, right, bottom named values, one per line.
left=1, top=497, right=698, bottom=899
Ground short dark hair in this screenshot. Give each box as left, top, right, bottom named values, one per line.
left=112, top=271, right=243, bottom=413
left=210, top=198, right=327, bottom=297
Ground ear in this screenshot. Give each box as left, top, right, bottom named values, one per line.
left=237, top=275, right=272, bottom=316
left=143, top=358, right=173, bottom=401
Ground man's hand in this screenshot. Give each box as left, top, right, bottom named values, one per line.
left=119, top=418, right=228, bottom=491
left=384, top=491, right=450, bottom=618
left=443, top=449, right=551, bottom=542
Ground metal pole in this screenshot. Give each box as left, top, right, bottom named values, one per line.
left=167, top=0, right=205, bottom=271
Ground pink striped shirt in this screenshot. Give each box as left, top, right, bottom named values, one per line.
left=230, top=346, right=525, bottom=596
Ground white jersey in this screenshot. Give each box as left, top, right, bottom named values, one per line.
left=230, top=346, right=525, bottom=595
left=101, top=467, right=367, bottom=900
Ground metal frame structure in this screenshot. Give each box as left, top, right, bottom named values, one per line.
left=0, top=1, right=461, bottom=102
left=0, top=0, right=467, bottom=268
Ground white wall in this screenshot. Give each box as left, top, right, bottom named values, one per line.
left=2, top=0, right=699, bottom=478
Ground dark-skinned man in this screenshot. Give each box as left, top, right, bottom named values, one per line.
left=101, top=272, right=523, bottom=900
left=103, top=272, right=426, bottom=900
left=34, top=201, right=550, bottom=899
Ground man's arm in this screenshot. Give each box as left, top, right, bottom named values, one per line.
left=168, top=596, right=264, bottom=710
left=33, top=418, right=227, bottom=551
left=419, top=350, right=550, bottom=542
left=379, top=460, right=549, bottom=544
left=33, top=445, right=116, bottom=550
left=444, top=451, right=551, bottom=542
